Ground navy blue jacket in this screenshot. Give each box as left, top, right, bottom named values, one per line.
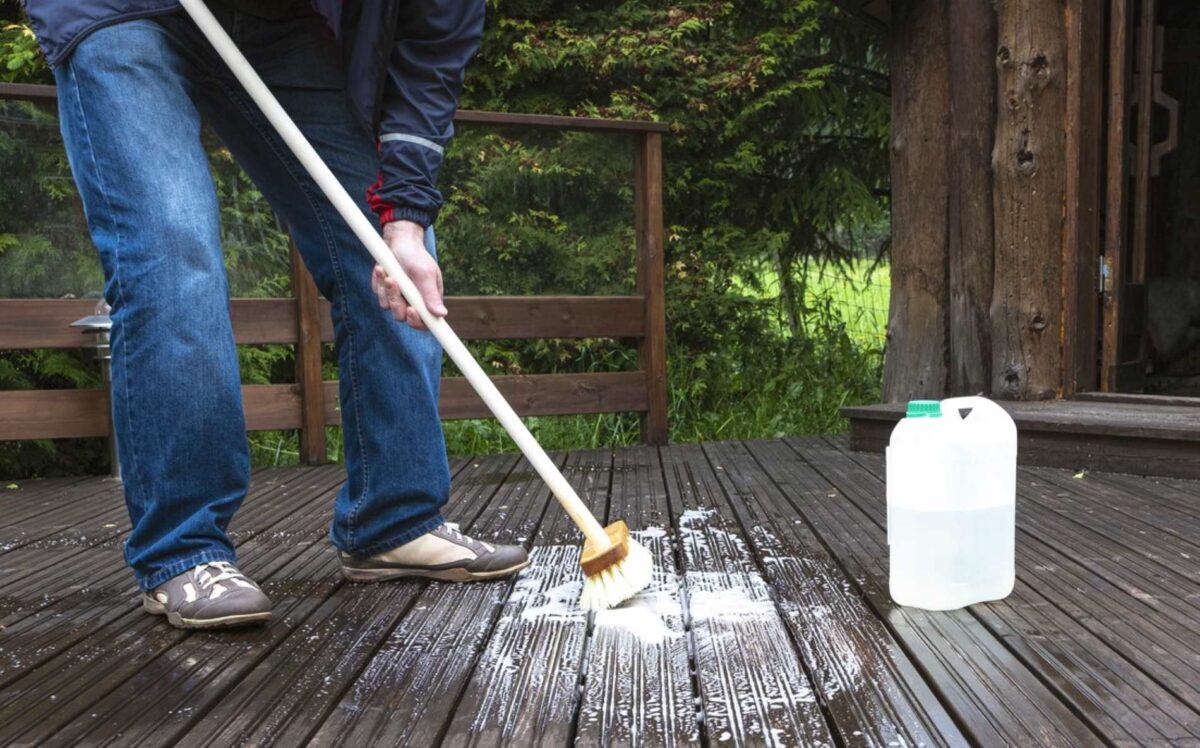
left=22, top=0, right=485, bottom=227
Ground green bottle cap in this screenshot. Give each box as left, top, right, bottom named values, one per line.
left=906, top=400, right=942, bottom=418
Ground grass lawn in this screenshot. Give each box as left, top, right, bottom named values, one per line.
left=734, top=259, right=890, bottom=349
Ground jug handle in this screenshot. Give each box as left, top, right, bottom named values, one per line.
left=941, top=395, right=1010, bottom=422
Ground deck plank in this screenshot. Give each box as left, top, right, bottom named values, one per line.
left=0, top=476, right=114, bottom=540
left=0, top=467, right=344, bottom=630
left=778, top=437, right=1102, bottom=746
left=0, top=475, right=93, bottom=516
left=826, top=438, right=1200, bottom=745
left=169, top=454, right=526, bottom=747
left=442, top=449, right=612, bottom=747
left=661, top=443, right=834, bottom=746
left=836, top=441, right=1200, bottom=744
left=0, top=465, right=344, bottom=702
left=0, top=467, right=349, bottom=744
left=575, top=445, right=699, bottom=747
left=2, top=440, right=1198, bottom=744
left=306, top=453, right=555, bottom=747
left=34, top=460, right=480, bottom=747
left=710, top=439, right=966, bottom=745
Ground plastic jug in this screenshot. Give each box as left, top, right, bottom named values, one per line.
left=886, top=396, right=1016, bottom=610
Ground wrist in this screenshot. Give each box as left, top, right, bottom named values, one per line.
left=383, top=220, right=425, bottom=243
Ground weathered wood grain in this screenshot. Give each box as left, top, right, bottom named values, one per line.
left=0, top=468, right=343, bottom=628
left=1061, top=0, right=1104, bottom=395
left=825, top=439, right=1200, bottom=744
left=290, top=243, right=328, bottom=464
left=778, top=437, right=1102, bottom=745
left=0, top=296, right=647, bottom=350
left=1, top=372, right=649, bottom=441
left=443, top=450, right=612, bottom=747
left=634, top=133, right=670, bottom=445
left=575, top=445, right=698, bottom=747
left=0, top=461, right=476, bottom=746
left=991, top=0, right=1067, bottom=399
left=947, top=0, right=997, bottom=395
left=708, top=440, right=965, bottom=745
left=882, top=0, right=951, bottom=402
left=176, top=454, right=531, bottom=747
left=3, top=443, right=1199, bottom=744
left=0, top=467, right=348, bottom=745
left=661, top=443, right=834, bottom=745
left=1102, top=0, right=1134, bottom=392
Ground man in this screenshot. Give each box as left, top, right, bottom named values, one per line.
left=22, top=0, right=528, bottom=629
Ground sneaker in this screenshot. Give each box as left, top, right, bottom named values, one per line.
left=142, top=561, right=272, bottom=629
left=339, top=523, right=529, bottom=582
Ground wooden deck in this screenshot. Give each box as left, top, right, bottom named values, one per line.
left=2, top=437, right=1199, bottom=746
left=843, top=397, right=1200, bottom=478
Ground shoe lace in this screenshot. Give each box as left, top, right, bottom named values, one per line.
left=194, top=561, right=247, bottom=589
left=443, top=522, right=464, bottom=540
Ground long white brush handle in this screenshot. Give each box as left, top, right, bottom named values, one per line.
left=180, top=0, right=610, bottom=548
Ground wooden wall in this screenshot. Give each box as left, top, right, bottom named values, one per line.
left=883, top=0, right=1104, bottom=403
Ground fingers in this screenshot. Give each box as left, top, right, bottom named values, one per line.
left=423, top=266, right=448, bottom=318
left=382, top=276, right=410, bottom=327
left=372, top=266, right=388, bottom=310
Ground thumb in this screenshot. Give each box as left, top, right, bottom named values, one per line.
left=425, top=271, right=448, bottom=317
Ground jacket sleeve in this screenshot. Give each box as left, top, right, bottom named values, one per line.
left=367, top=0, right=485, bottom=228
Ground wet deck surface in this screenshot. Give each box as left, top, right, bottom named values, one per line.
left=2, top=436, right=1199, bottom=746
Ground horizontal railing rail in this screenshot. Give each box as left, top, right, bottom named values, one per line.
left=0, top=82, right=669, bottom=462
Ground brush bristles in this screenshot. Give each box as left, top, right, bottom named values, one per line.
left=578, top=538, right=653, bottom=611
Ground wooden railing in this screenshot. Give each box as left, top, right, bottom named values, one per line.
left=0, top=83, right=669, bottom=461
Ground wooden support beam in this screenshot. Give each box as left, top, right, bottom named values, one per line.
left=1062, top=0, right=1104, bottom=395
left=1131, top=0, right=1157, bottom=286
left=289, top=242, right=327, bottom=465
left=1103, top=0, right=1134, bottom=392
left=947, top=0, right=997, bottom=395
left=991, top=0, right=1067, bottom=400
left=882, top=0, right=950, bottom=402
left=633, top=132, right=670, bottom=445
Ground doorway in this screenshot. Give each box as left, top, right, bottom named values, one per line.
left=1103, top=0, right=1200, bottom=396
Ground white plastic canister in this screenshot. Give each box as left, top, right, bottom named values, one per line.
left=886, top=396, right=1016, bottom=610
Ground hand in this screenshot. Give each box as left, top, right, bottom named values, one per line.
left=372, top=220, right=448, bottom=331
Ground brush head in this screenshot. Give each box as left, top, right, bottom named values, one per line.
left=578, top=521, right=653, bottom=611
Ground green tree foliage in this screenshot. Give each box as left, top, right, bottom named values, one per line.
left=0, top=0, right=889, bottom=476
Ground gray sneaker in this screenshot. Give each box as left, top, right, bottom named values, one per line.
left=142, top=561, right=272, bottom=629
left=339, top=523, right=529, bottom=582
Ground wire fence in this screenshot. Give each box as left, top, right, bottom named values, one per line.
left=802, top=262, right=890, bottom=350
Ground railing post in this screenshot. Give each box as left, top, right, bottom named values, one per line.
left=289, top=240, right=327, bottom=464
left=633, top=132, right=669, bottom=445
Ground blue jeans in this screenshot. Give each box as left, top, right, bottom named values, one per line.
left=54, top=7, right=449, bottom=591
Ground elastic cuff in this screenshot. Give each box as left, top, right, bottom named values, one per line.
left=381, top=206, right=436, bottom=230
left=136, top=548, right=238, bottom=592
left=334, top=513, right=446, bottom=559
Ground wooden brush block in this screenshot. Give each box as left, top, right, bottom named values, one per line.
left=580, top=520, right=630, bottom=576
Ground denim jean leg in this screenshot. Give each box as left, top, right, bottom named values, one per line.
left=54, top=20, right=246, bottom=590
left=180, top=10, right=450, bottom=554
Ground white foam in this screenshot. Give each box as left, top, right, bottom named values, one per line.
left=633, top=526, right=667, bottom=539
left=679, top=507, right=716, bottom=525
left=518, top=579, right=585, bottom=623
left=687, top=584, right=776, bottom=622
left=594, top=594, right=680, bottom=644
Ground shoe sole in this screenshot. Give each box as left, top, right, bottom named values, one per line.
left=339, top=559, right=530, bottom=583
left=142, top=595, right=272, bottom=630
